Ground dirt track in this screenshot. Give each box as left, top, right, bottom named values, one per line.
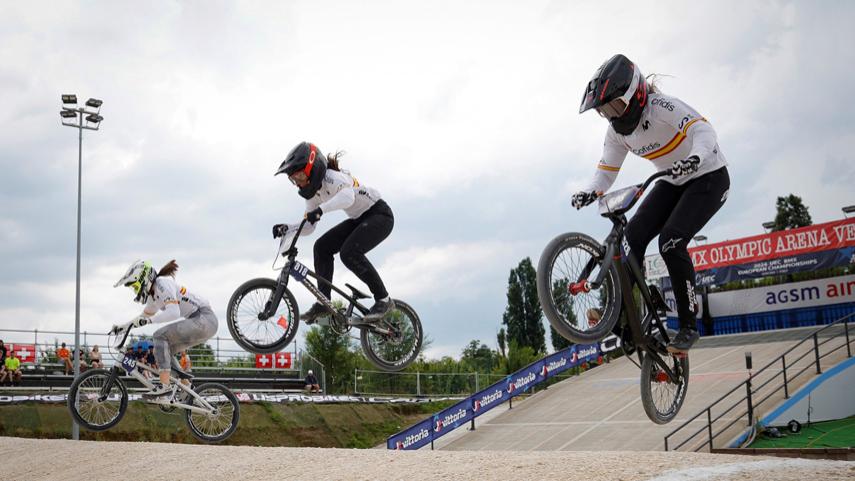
left=2, top=437, right=852, bottom=480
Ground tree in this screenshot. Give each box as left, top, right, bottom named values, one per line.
left=190, top=343, right=217, bottom=368
left=502, top=257, right=546, bottom=354
left=549, top=279, right=575, bottom=352
left=774, top=194, right=812, bottom=231
left=496, top=341, right=539, bottom=375
left=497, top=328, right=507, bottom=358
left=460, top=339, right=496, bottom=373
left=304, top=324, right=359, bottom=394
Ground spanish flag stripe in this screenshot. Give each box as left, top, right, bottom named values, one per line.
left=180, top=286, right=187, bottom=295
left=643, top=131, right=685, bottom=160
left=682, top=117, right=706, bottom=134
left=598, top=164, right=621, bottom=172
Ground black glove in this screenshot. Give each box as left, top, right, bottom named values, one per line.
left=272, top=224, right=288, bottom=239
left=571, top=191, right=598, bottom=210
left=672, top=155, right=700, bottom=178
left=306, top=207, right=323, bottom=224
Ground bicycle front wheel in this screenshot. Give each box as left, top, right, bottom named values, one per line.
left=640, top=352, right=689, bottom=424
left=537, top=232, right=621, bottom=344
left=227, top=277, right=300, bottom=354
left=184, top=383, right=240, bottom=443
left=360, top=299, right=423, bottom=371
left=67, top=368, right=128, bottom=431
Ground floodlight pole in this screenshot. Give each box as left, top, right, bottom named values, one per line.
left=60, top=98, right=102, bottom=441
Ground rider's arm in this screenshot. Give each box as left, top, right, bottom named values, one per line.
left=146, top=278, right=182, bottom=324
left=318, top=187, right=355, bottom=214
left=661, top=96, right=718, bottom=164
left=585, top=127, right=629, bottom=193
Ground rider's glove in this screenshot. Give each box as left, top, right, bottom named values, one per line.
left=111, top=316, right=150, bottom=335
left=306, top=207, right=323, bottom=224
left=571, top=190, right=598, bottom=210
left=272, top=223, right=288, bottom=239
left=671, top=155, right=701, bottom=179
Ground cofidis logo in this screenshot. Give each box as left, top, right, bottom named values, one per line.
left=395, top=428, right=430, bottom=450
left=473, top=388, right=503, bottom=413
left=434, top=407, right=467, bottom=433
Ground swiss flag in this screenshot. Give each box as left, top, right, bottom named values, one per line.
left=8, top=343, right=36, bottom=363
left=255, top=354, right=273, bottom=369
left=275, top=352, right=292, bottom=369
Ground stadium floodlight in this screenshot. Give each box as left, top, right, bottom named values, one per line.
left=692, top=235, right=707, bottom=246
left=843, top=205, right=855, bottom=217
left=762, top=221, right=776, bottom=232
left=58, top=93, right=103, bottom=441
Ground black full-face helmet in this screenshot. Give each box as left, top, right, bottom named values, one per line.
left=275, top=142, right=327, bottom=199
left=579, top=54, right=649, bottom=135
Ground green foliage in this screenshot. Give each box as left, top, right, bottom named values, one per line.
left=190, top=343, right=217, bottom=367
left=304, top=324, right=361, bottom=394
left=460, top=339, right=497, bottom=373
left=773, top=194, right=812, bottom=231
left=497, top=328, right=507, bottom=358
left=497, top=341, right=539, bottom=375
left=502, top=257, right=546, bottom=354
left=549, top=279, right=575, bottom=351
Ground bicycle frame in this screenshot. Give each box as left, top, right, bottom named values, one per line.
left=580, top=170, right=684, bottom=382
left=260, top=219, right=393, bottom=335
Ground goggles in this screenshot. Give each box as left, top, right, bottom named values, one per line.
left=595, top=97, right=629, bottom=119
left=125, top=280, right=141, bottom=295
left=288, top=170, right=309, bottom=186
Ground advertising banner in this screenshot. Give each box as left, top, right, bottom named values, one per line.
left=706, top=274, right=855, bottom=317
left=387, top=418, right=433, bottom=450
left=0, top=393, right=457, bottom=406
left=696, top=248, right=855, bottom=285
left=432, top=399, right=473, bottom=440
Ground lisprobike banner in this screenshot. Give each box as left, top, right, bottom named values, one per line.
left=0, top=393, right=459, bottom=405
left=386, top=341, right=614, bottom=450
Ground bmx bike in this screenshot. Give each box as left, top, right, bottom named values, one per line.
left=66, top=325, right=240, bottom=443
left=226, top=218, right=423, bottom=371
left=537, top=169, right=689, bottom=424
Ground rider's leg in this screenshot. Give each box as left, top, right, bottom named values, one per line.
left=150, top=309, right=219, bottom=395
left=659, top=167, right=730, bottom=351
left=339, top=201, right=394, bottom=317
left=313, top=218, right=359, bottom=299
left=625, top=180, right=681, bottom=268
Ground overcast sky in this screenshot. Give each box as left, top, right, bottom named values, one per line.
left=1, top=1, right=853, bottom=359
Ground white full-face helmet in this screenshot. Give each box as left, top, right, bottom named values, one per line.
left=114, top=260, right=156, bottom=304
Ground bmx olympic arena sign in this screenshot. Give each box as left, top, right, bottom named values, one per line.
left=0, top=393, right=460, bottom=405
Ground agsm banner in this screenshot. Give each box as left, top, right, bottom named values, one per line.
left=386, top=342, right=609, bottom=450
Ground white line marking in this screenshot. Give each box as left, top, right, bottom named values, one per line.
left=556, top=397, right=641, bottom=450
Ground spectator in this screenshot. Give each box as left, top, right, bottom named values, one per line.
left=89, top=345, right=103, bottom=369
left=0, top=339, right=7, bottom=365
left=135, top=345, right=151, bottom=378
left=179, top=350, right=192, bottom=372
left=77, top=349, right=88, bottom=371
left=57, top=342, right=72, bottom=375
left=586, top=307, right=602, bottom=328
left=146, top=346, right=157, bottom=371
left=305, top=369, right=321, bottom=394
left=4, top=351, right=22, bottom=386
left=0, top=360, right=7, bottom=385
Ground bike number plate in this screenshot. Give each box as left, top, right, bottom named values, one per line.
left=289, top=260, right=309, bottom=282
left=120, top=355, right=137, bottom=373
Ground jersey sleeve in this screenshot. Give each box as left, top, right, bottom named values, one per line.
left=318, top=172, right=356, bottom=213
left=585, top=127, right=629, bottom=193
left=655, top=96, right=719, bottom=164
left=148, top=278, right=182, bottom=324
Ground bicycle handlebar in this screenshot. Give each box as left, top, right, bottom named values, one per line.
left=640, top=169, right=673, bottom=191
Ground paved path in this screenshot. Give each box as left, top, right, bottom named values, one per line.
left=442, top=326, right=850, bottom=452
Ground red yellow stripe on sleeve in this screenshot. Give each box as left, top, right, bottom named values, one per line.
left=642, top=118, right=707, bottom=161
left=180, top=286, right=187, bottom=295
left=597, top=164, right=621, bottom=172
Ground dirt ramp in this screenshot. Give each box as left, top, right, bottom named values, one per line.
left=2, top=437, right=852, bottom=481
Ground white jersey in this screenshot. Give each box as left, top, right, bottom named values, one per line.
left=585, top=92, right=728, bottom=193
left=143, top=276, right=210, bottom=324
left=298, top=169, right=383, bottom=236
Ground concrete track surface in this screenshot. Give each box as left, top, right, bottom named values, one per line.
left=2, top=437, right=853, bottom=481
left=441, top=326, right=851, bottom=452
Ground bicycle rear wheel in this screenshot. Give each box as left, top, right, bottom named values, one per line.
left=184, top=383, right=240, bottom=443
left=360, top=299, right=423, bottom=371
left=67, top=368, right=128, bottom=431
left=537, top=232, right=621, bottom=344
left=640, top=352, right=689, bottom=424
left=227, top=278, right=300, bottom=353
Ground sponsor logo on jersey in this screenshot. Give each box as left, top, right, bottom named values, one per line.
left=395, top=428, right=430, bottom=449
left=651, top=98, right=675, bottom=111
left=642, top=120, right=650, bottom=131
left=632, top=142, right=661, bottom=156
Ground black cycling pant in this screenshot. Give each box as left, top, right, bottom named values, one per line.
left=626, top=167, right=730, bottom=329
left=314, top=200, right=394, bottom=301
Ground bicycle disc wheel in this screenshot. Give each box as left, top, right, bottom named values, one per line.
left=184, top=383, right=240, bottom=443
left=67, top=368, right=128, bottom=431
left=227, top=278, right=300, bottom=354
left=360, top=299, right=423, bottom=372
left=537, top=232, right=622, bottom=344
left=640, top=352, right=689, bottom=424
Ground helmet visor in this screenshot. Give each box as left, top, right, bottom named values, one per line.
left=288, top=170, right=309, bottom=187
left=595, top=97, right=629, bottom=119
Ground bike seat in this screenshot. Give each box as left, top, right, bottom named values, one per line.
left=345, top=283, right=371, bottom=300
left=171, top=364, right=194, bottom=380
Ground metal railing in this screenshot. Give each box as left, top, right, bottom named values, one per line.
left=664, top=313, right=854, bottom=452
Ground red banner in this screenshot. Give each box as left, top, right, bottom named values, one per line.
left=689, top=218, right=855, bottom=272
left=7, top=344, right=36, bottom=364
left=255, top=352, right=292, bottom=369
